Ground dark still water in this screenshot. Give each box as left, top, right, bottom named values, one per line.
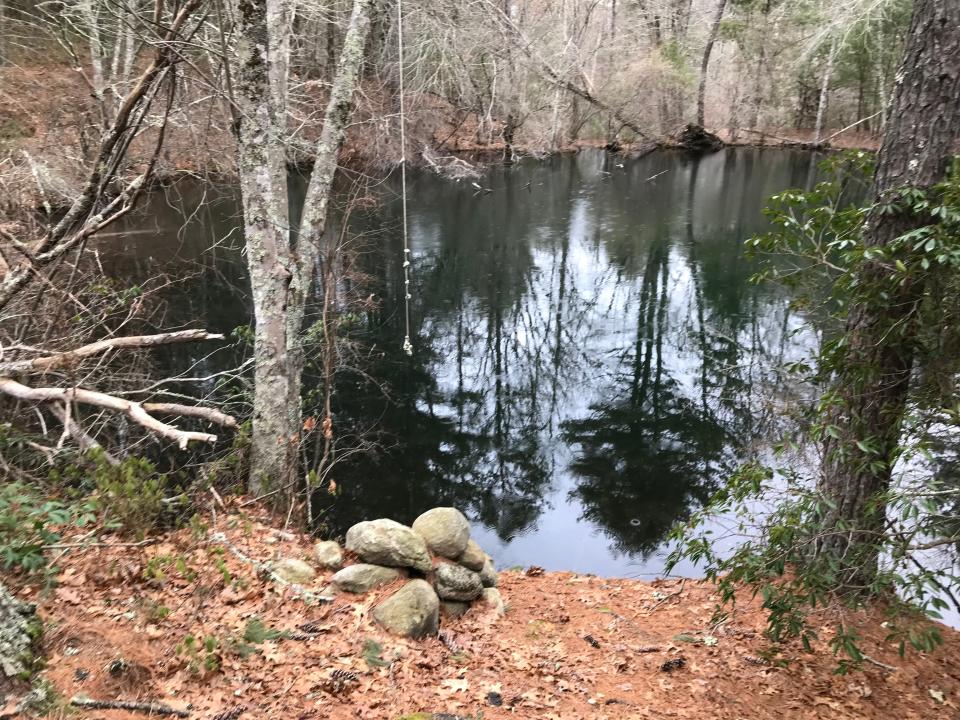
left=105, top=147, right=822, bottom=578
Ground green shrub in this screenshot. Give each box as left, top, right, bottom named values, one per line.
left=90, top=456, right=171, bottom=540
left=0, top=482, right=96, bottom=574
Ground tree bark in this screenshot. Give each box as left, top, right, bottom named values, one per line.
left=235, top=0, right=373, bottom=496
left=0, top=581, right=37, bottom=695
left=817, top=0, right=960, bottom=586
left=235, top=0, right=299, bottom=495
left=696, top=0, right=726, bottom=128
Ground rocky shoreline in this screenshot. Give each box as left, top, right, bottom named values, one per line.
left=270, top=508, right=503, bottom=639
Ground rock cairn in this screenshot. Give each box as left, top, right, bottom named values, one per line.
left=308, top=508, right=501, bottom=638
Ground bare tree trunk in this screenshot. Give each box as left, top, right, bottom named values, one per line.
left=746, top=0, right=771, bottom=130
left=813, top=37, right=837, bottom=145
left=696, top=0, right=727, bottom=127
left=82, top=0, right=106, bottom=106
left=235, top=0, right=297, bottom=495
left=818, top=0, right=960, bottom=587
left=235, top=0, right=373, bottom=496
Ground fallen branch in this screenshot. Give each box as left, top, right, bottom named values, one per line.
left=822, top=111, right=884, bottom=144
left=0, top=378, right=218, bottom=449
left=43, top=538, right=156, bottom=550
left=0, top=330, right=224, bottom=374
left=70, top=695, right=189, bottom=717
left=46, top=403, right=120, bottom=466
left=143, top=402, right=237, bottom=428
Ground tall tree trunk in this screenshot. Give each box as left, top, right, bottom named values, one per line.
left=235, top=0, right=372, bottom=497
left=812, top=37, right=837, bottom=145
left=696, top=0, right=726, bottom=127
left=235, top=0, right=298, bottom=496
left=817, top=0, right=960, bottom=586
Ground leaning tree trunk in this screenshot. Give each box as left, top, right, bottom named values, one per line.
left=0, top=582, right=37, bottom=698
left=818, top=0, right=960, bottom=587
left=696, top=0, right=727, bottom=128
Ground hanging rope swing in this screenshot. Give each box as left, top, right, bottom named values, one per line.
left=397, top=0, right=413, bottom=357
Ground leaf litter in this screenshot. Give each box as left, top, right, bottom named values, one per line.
left=10, top=505, right=960, bottom=720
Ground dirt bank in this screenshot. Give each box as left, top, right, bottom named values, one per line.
left=3, top=504, right=957, bottom=720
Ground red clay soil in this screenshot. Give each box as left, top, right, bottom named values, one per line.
left=3, top=505, right=958, bottom=720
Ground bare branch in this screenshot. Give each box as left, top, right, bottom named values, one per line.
left=0, top=330, right=224, bottom=374
left=0, top=378, right=218, bottom=449
left=142, top=402, right=237, bottom=428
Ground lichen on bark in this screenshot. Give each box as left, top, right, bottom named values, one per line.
left=0, top=581, right=40, bottom=695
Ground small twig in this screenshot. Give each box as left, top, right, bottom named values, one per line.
left=863, top=654, right=897, bottom=672
left=648, top=579, right=686, bottom=613
left=70, top=695, right=189, bottom=717
left=43, top=538, right=156, bottom=550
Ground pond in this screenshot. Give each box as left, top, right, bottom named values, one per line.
left=104, top=147, right=824, bottom=578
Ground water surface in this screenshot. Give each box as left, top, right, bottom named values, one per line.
left=108, top=147, right=823, bottom=577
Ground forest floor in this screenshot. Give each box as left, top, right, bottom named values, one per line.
left=4, top=505, right=959, bottom=720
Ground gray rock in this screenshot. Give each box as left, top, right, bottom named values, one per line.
left=313, top=540, right=343, bottom=569
left=411, top=507, right=470, bottom=559
left=457, top=539, right=486, bottom=571
left=372, top=580, right=439, bottom=638
left=479, top=557, right=498, bottom=588
left=271, top=558, right=316, bottom=584
left=434, top=563, right=483, bottom=601
left=480, top=587, right=506, bottom=616
left=440, top=600, right=471, bottom=619
left=345, top=519, right=432, bottom=573
left=331, top=564, right=402, bottom=593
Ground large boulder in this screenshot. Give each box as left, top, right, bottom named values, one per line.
left=372, top=580, right=439, bottom=638
left=271, top=558, right=316, bottom=584
left=479, top=557, right=498, bottom=588
left=457, top=539, right=485, bottom=571
left=331, top=564, right=402, bottom=593
left=411, top=508, right=470, bottom=559
left=313, top=540, right=343, bottom=570
left=434, top=563, right=482, bottom=601
left=345, top=519, right=432, bottom=573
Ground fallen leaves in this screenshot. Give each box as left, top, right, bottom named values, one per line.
left=16, top=507, right=960, bottom=720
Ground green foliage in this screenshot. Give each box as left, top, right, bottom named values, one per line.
left=243, top=617, right=286, bottom=643
left=176, top=634, right=221, bottom=674
left=670, top=153, right=960, bottom=666
left=142, top=554, right=198, bottom=584
left=89, top=456, right=172, bottom=539
left=0, top=481, right=96, bottom=574
left=362, top=639, right=390, bottom=668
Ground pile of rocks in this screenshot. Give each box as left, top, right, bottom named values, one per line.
left=310, top=508, right=501, bottom=638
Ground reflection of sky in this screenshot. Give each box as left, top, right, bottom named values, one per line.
left=104, top=147, right=827, bottom=581
left=399, top=148, right=820, bottom=577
